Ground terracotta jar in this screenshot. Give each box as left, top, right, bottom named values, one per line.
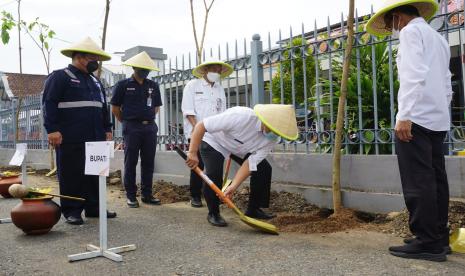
left=0, top=176, right=22, bottom=198
left=11, top=196, right=61, bottom=235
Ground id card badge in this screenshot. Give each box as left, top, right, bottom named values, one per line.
left=147, top=97, right=152, bottom=107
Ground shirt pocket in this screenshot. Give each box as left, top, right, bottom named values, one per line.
left=229, top=136, right=244, bottom=152
left=194, top=93, right=209, bottom=107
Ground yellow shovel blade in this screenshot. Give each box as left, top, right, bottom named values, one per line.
left=450, top=228, right=465, bottom=253
left=231, top=206, right=279, bottom=235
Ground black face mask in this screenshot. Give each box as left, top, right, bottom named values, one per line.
left=136, top=69, right=150, bottom=79
left=86, top=60, right=99, bottom=73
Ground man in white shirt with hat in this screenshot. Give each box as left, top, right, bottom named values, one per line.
left=366, top=0, right=452, bottom=262
left=111, top=51, right=163, bottom=208
left=181, top=59, right=233, bottom=208
left=185, top=104, right=298, bottom=227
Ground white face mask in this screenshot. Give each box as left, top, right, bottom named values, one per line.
left=391, top=16, right=400, bottom=39
left=206, top=72, right=220, bottom=83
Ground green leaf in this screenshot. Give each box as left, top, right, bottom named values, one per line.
left=1, top=28, right=10, bottom=44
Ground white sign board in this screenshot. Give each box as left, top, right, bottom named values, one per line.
left=85, top=141, right=112, bottom=176
left=9, top=143, right=27, bottom=166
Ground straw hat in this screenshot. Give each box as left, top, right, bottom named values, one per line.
left=192, top=59, right=233, bottom=79
left=61, top=37, right=111, bottom=61
left=123, top=51, right=160, bottom=71
left=254, top=104, right=299, bottom=141
left=365, top=0, right=438, bottom=36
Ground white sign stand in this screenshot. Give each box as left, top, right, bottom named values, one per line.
left=0, top=218, right=12, bottom=224
left=68, top=141, right=135, bottom=262
left=1, top=143, right=27, bottom=224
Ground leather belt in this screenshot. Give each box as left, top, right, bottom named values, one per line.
left=125, top=120, right=154, bottom=125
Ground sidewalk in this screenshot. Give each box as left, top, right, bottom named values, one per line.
left=0, top=176, right=464, bottom=275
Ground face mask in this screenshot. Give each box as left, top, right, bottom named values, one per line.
left=391, top=16, right=401, bottom=39
left=136, top=69, right=150, bottom=79
left=86, top=60, right=99, bottom=73
left=263, top=130, right=280, bottom=142
left=206, top=72, right=220, bottom=83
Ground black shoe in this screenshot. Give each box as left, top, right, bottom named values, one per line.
left=141, top=196, right=161, bottom=205
left=207, top=213, right=227, bottom=227
left=127, top=198, right=140, bottom=208
left=190, top=197, right=203, bottom=208
left=245, top=208, right=276, bottom=220
left=85, top=210, right=117, bottom=219
left=403, top=237, right=415, bottom=244
left=404, top=237, right=452, bottom=255
left=389, top=243, right=447, bottom=262
left=65, top=215, right=84, bottom=225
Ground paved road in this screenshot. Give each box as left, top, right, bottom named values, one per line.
left=0, top=177, right=464, bottom=275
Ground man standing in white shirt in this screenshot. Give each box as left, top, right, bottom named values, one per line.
left=367, top=0, right=452, bottom=262
left=181, top=60, right=233, bottom=208
left=185, top=104, right=298, bottom=227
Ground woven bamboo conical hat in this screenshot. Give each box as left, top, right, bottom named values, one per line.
left=365, top=0, right=438, bottom=36
left=254, top=104, right=299, bottom=141
left=192, top=58, right=233, bottom=79
left=61, top=37, right=111, bottom=61
left=123, top=51, right=160, bottom=71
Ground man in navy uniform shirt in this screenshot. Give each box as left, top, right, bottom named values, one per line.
left=111, top=51, right=163, bottom=208
left=42, top=37, right=116, bottom=225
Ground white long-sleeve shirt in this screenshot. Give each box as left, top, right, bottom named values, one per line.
left=202, top=107, right=276, bottom=172
left=181, top=78, right=226, bottom=139
left=396, top=17, right=453, bottom=131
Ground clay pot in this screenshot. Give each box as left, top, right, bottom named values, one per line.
left=0, top=176, right=22, bottom=198
left=11, top=196, right=61, bottom=235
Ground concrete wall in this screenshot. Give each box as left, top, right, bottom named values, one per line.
left=2, top=149, right=464, bottom=213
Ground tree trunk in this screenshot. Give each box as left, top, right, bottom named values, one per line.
left=17, top=0, right=22, bottom=74
left=190, top=0, right=201, bottom=63
left=189, top=0, right=215, bottom=63
left=15, top=97, right=22, bottom=142
left=331, top=0, right=355, bottom=215
left=97, top=0, right=111, bottom=78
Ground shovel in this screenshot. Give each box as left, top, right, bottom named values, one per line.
left=8, top=184, right=85, bottom=201
left=222, top=158, right=233, bottom=192
left=174, top=147, right=278, bottom=235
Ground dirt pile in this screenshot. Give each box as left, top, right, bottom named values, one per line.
left=152, top=180, right=190, bottom=204
left=385, top=201, right=465, bottom=237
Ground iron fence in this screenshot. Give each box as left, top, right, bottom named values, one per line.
left=2, top=4, right=465, bottom=156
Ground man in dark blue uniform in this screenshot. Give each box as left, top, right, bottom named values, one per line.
left=111, top=51, right=162, bottom=208
left=42, top=37, right=116, bottom=225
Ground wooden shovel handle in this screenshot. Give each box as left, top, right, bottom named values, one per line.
left=175, top=147, right=236, bottom=210
left=30, top=191, right=85, bottom=201
left=223, top=157, right=231, bottom=186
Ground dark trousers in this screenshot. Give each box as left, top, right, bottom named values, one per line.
left=123, top=121, right=158, bottom=199
left=56, top=143, right=99, bottom=218
left=395, top=123, right=449, bottom=248
left=188, top=139, right=204, bottom=198
left=200, top=141, right=272, bottom=215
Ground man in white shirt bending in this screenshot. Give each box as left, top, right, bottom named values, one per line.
left=186, top=104, right=298, bottom=227
left=366, top=0, right=452, bottom=262
left=181, top=59, right=233, bottom=208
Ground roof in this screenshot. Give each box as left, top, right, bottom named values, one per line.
left=0, top=72, right=47, bottom=98
left=121, top=46, right=167, bottom=62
